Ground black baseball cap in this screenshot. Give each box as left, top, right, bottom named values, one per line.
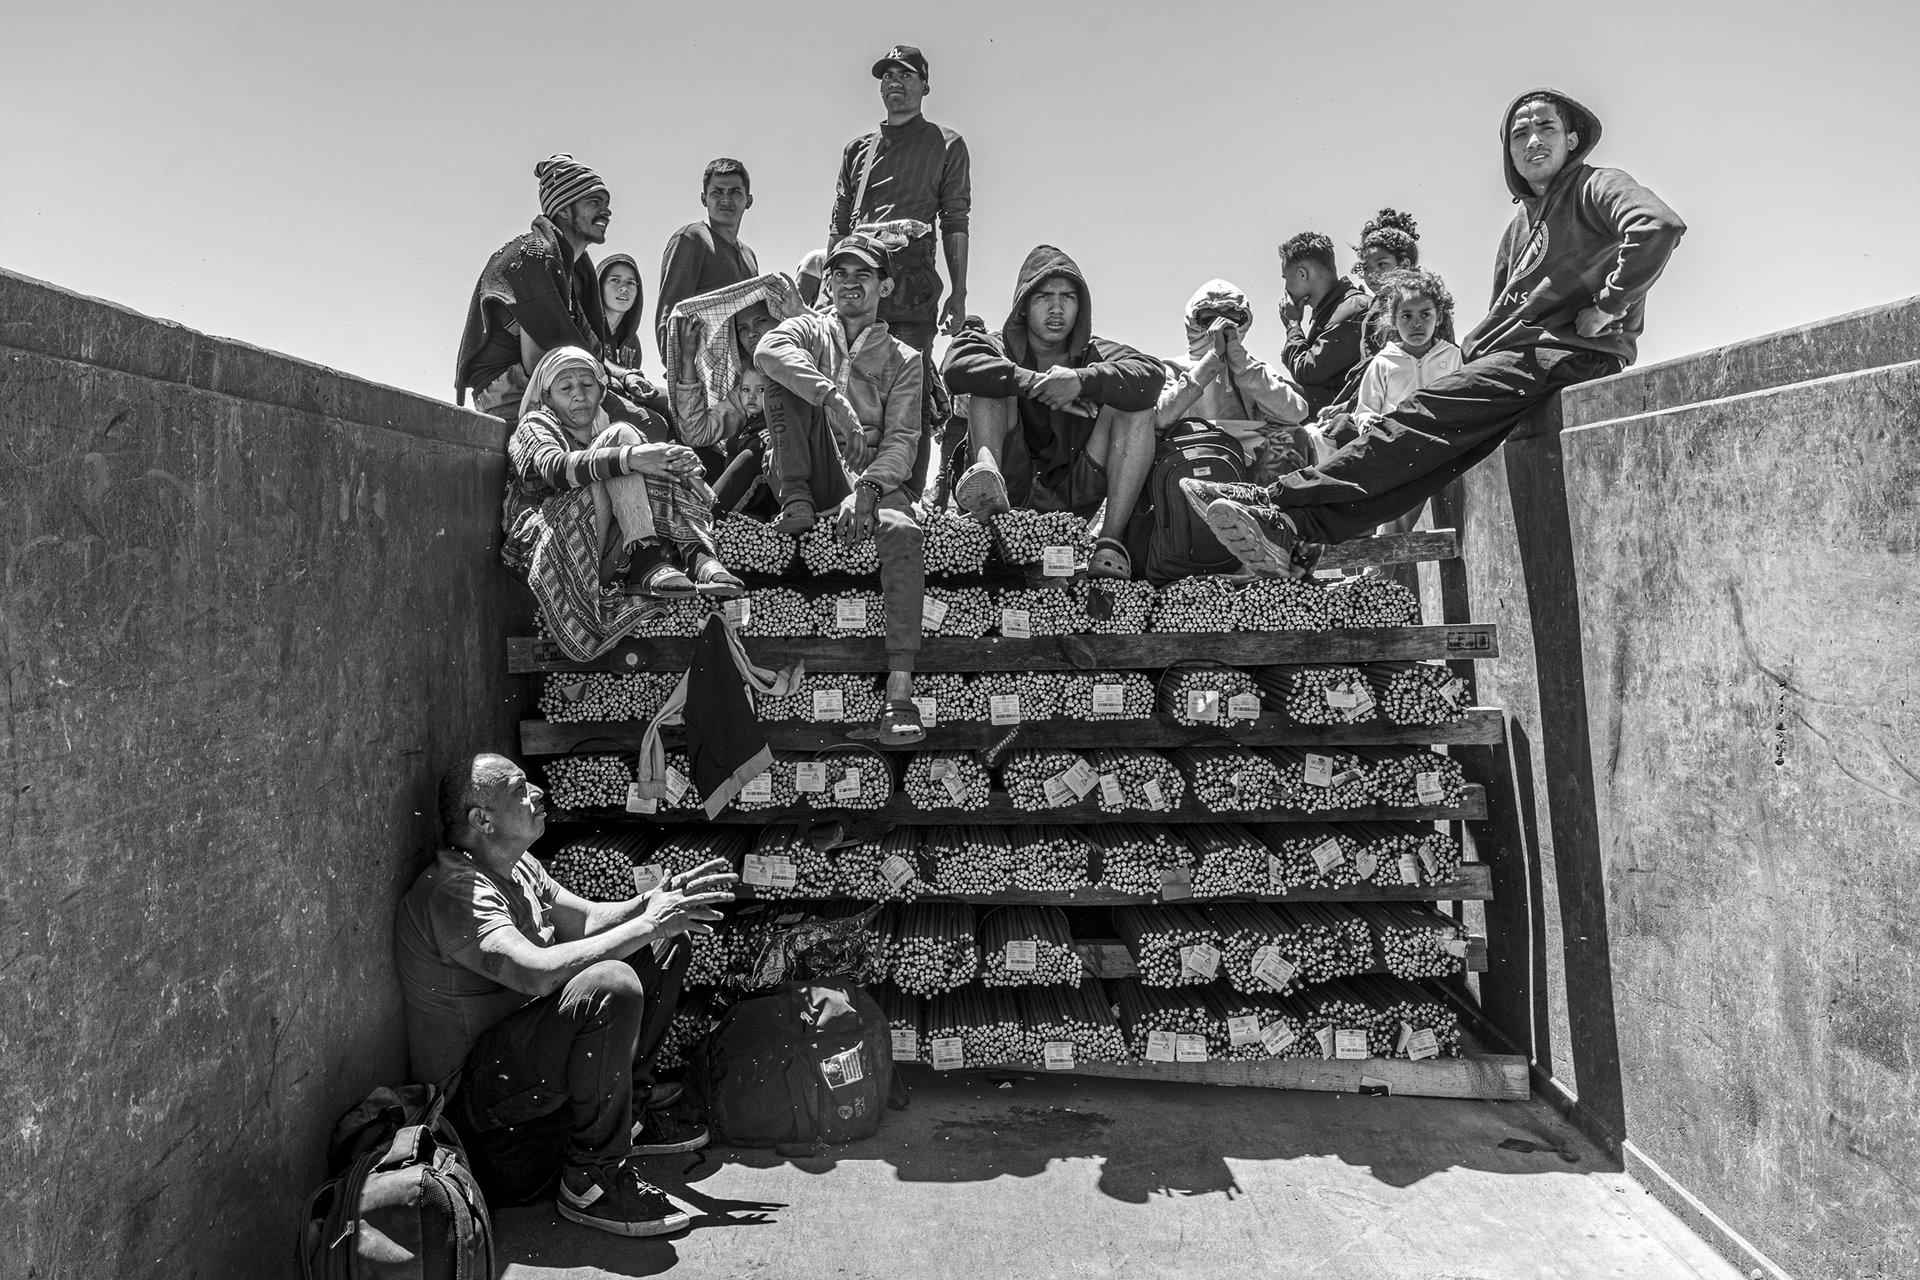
left=871, top=44, right=928, bottom=80
left=827, top=232, right=891, bottom=276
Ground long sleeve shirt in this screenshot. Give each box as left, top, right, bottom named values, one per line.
left=653, top=222, right=759, bottom=368
left=1354, top=340, right=1465, bottom=415
left=754, top=313, right=923, bottom=493
left=1282, top=277, right=1371, bottom=415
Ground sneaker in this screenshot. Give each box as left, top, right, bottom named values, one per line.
left=955, top=450, right=1011, bottom=521
left=557, top=1161, right=691, bottom=1237
left=1204, top=498, right=1321, bottom=580
left=641, top=1080, right=685, bottom=1111
left=632, top=1107, right=710, bottom=1155
left=1177, top=476, right=1273, bottom=524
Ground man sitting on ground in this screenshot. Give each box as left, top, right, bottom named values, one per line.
left=1189, top=89, right=1684, bottom=577
left=1277, top=231, right=1373, bottom=418
left=755, top=233, right=929, bottom=744
left=941, top=245, right=1164, bottom=580
left=393, top=754, right=735, bottom=1237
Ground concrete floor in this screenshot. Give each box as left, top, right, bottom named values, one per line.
left=492, top=1069, right=1744, bottom=1280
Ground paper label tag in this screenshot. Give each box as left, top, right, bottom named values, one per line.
left=1316, top=1027, right=1336, bottom=1060
left=1063, top=758, right=1098, bottom=798
left=1334, top=1028, right=1370, bottom=1060
left=989, top=694, right=1022, bottom=725
left=881, top=854, right=916, bottom=890
left=1142, top=779, right=1167, bottom=810
left=1310, top=838, right=1344, bottom=874
left=742, top=772, right=774, bottom=803
left=941, top=771, right=968, bottom=803
left=1145, top=1030, right=1177, bottom=1063
left=890, top=1027, right=919, bottom=1061
left=812, top=688, right=845, bottom=721
left=1099, top=773, right=1125, bottom=807
left=1042, top=545, right=1074, bottom=577
left=1441, top=677, right=1468, bottom=706
left=833, top=769, right=863, bottom=802
left=1326, top=686, right=1360, bottom=710
left=1416, top=771, right=1444, bottom=805
left=1354, top=848, right=1379, bottom=880
left=1042, top=773, right=1076, bottom=808
left=1266, top=854, right=1288, bottom=893
left=1261, top=1021, right=1297, bottom=1056
left=1399, top=852, right=1421, bottom=884
left=911, top=695, right=938, bottom=726
left=558, top=677, right=589, bottom=702
left=1159, top=867, right=1193, bottom=902
left=1445, top=937, right=1470, bottom=958
left=631, top=864, right=665, bottom=895
left=1091, top=683, right=1126, bottom=715
left=625, top=783, right=657, bottom=814
left=1227, top=692, right=1262, bottom=721
left=1304, top=753, right=1334, bottom=788
left=795, top=762, right=827, bottom=793
left=742, top=853, right=795, bottom=888
left=822, top=1046, right=865, bottom=1088
left=1004, top=940, right=1038, bottom=972
left=834, top=598, right=869, bottom=630
left=723, top=597, right=751, bottom=627
left=1176, top=1034, right=1209, bottom=1062
left=1419, top=843, right=1440, bottom=876
left=1186, top=689, right=1220, bottom=722
left=664, top=768, right=691, bottom=804
left=1228, top=1015, right=1262, bottom=1047
left=1251, top=946, right=1297, bottom=992
left=1405, top=1026, right=1441, bottom=1061
left=1180, top=943, right=1222, bottom=980
left=999, top=608, right=1032, bottom=639
left=1043, top=1041, right=1076, bottom=1070
left=1353, top=686, right=1377, bottom=716
left=931, top=1036, right=965, bottom=1070
left=921, top=594, right=949, bottom=631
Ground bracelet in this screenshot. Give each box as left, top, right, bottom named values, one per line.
left=855, top=479, right=883, bottom=498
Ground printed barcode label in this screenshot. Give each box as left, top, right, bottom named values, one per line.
left=1186, top=689, right=1220, bottom=722
left=1445, top=938, right=1470, bottom=958
left=942, top=771, right=968, bottom=803
left=630, top=864, right=665, bottom=895
left=1399, top=852, right=1421, bottom=884
left=724, top=598, right=751, bottom=627
left=1004, top=940, right=1038, bottom=972
left=1334, top=1028, right=1369, bottom=1060
left=1441, top=677, right=1468, bottom=705
left=1142, top=779, right=1167, bottom=810
left=742, top=772, right=773, bottom=802
left=1099, top=773, right=1125, bottom=807
left=999, top=608, right=1032, bottom=638
left=812, top=688, right=845, bottom=721
left=741, top=854, right=787, bottom=887
left=1415, top=771, right=1444, bottom=805
left=1418, top=843, right=1439, bottom=876
left=664, top=768, right=691, bottom=803
left=1353, top=848, right=1379, bottom=880
left=1159, top=867, right=1193, bottom=901
left=1227, top=693, right=1262, bottom=721
left=911, top=696, right=939, bottom=726
left=881, top=854, right=915, bottom=890
left=1042, top=545, right=1074, bottom=576
left=833, top=769, right=863, bottom=801
left=1251, top=946, right=1297, bottom=992
left=1175, top=1034, right=1208, bottom=1063
left=1063, top=758, right=1098, bottom=798
left=1303, top=753, right=1334, bottom=788
left=1145, top=1030, right=1177, bottom=1063
left=1091, top=683, right=1126, bottom=715
left=931, top=1037, right=965, bottom=1070
left=1043, top=1041, right=1075, bottom=1070
left=795, top=762, right=827, bottom=792
left=890, top=1027, right=919, bottom=1061
left=1261, top=1021, right=1297, bottom=1055
left=1311, top=838, right=1344, bottom=874
left=1326, top=687, right=1360, bottom=709
left=1043, top=773, right=1076, bottom=808
left=1405, top=1027, right=1440, bottom=1061
left=1181, top=943, right=1222, bottom=980
left=1316, top=1027, right=1336, bottom=1060
left=1228, top=1015, right=1262, bottom=1047
left=625, top=783, right=657, bottom=814
left=558, top=678, right=589, bottom=703
left=989, top=694, right=1022, bottom=725
left=921, top=594, right=949, bottom=631
left=835, top=598, right=869, bottom=630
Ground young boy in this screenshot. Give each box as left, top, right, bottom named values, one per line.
left=755, top=233, right=928, bottom=743
left=1352, top=269, right=1463, bottom=416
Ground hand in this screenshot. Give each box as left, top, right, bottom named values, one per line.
left=835, top=487, right=879, bottom=545
left=826, top=393, right=874, bottom=470
left=622, top=371, right=660, bottom=403
left=939, top=293, right=969, bottom=335
left=664, top=856, right=739, bottom=899
left=1575, top=305, right=1622, bottom=338
left=676, top=317, right=702, bottom=380
left=1028, top=365, right=1085, bottom=410
left=637, top=872, right=734, bottom=939
left=1208, top=316, right=1240, bottom=358
left=1279, top=295, right=1306, bottom=327
left=765, top=275, right=806, bottom=320
left=627, top=441, right=705, bottom=481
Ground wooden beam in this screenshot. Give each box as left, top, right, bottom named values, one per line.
left=1313, top=527, right=1460, bottom=572
left=520, top=707, right=1509, bottom=757
left=508, top=623, right=1501, bottom=674
left=1070, top=937, right=1488, bottom=977
left=907, top=1052, right=1530, bottom=1101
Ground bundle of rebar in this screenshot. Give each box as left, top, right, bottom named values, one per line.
left=904, top=751, right=992, bottom=811
left=1209, top=988, right=1311, bottom=1060
left=1113, top=905, right=1224, bottom=988
left=713, top=512, right=797, bottom=575
left=876, top=985, right=924, bottom=1063
left=1360, top=661, right=1469, bottom=725
left=653, top=827, right=754, bottom=878
left=1340, top=975, right=1463, bottom=1057
left=1245, top=823, right=1361, bottom=890
left=540, top=754, right=629, bottom=810
left=1073, top=579, right=1156, bottom=634
left=657, top=749, right=700, bottom=811
left=1058, top=670, right=1154, bottom=721
left=1170, top=744, right=1283, bottom=813
left=546, top=829, right=659, bottom=901
left=1289, top=979, right=1392, bottom=1058
left=925, top=984, right=1031, bottom=1068
left=1006, top=824, right=1095, bottom=892
left=923, top=825, right=1016, bottom=896
left=1158, top=666, right=1260, bottom=727
left=1253, top=664, right=1379, bottom=726
left=1208, top=902, right=1314, bottom=996
left=1084, top=749, right=1186, bottom=813
left=877, top=902, right=980, bottom=995
left=538, top=671, right=678, bottom=723
left=1360, top=902, right=1470, bottom=980
left=921, top=508, right=993, bottom=576
left=653, top=990, right=720, bottom=1071
left=1017, top=984, right=1129, bottom=1063
left=1257, top=746, right=1373, bottom=812
left=1343, top=820, right=1427, bottom=884
left=811, top=589, right=889, bottom=639
left=796, top=522, right=881, bottom=575
left=738, top=586, right=816, bottom=637
left=1352, top=747, right=1465, bottom=809
left=1150, top=575, right=1239, bottom=632
left=975, top=671, right=1064, bottom=724
left=1087, top=824, right=1191, bottom=896
left=1232, top=578, right=1330, bottom=631
left=624, top=598, right=712, bottom=638
left=745, top=823, right=836, bottom=899
left=995, top=587, right=1082, bottom=637
left=990, top=508, right=1093, bottom=565
left=732, top=751, right=801, bottom=812
left=1107, top=977, right=1220, bottom=1061
left=758, top=673, right=886, bottom=725
left=835, top=829, right=930, bottom=901
left=979, top=906, right=1083, bottom=987
left=921, top=586, right=995, bottom=638
left=908, top=672, right=988, bottom=724
left=1184, top=823, right=1269, bottom=898
left=1324, top=575, right=1420, bottom=627
left=1002, top=750, right=1097, bottom=810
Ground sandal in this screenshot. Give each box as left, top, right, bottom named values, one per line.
left=685, top=549, right=746, bottom=599
left=1086, top=537, right=1131, bottom=580
left=623, top=543, right=697, bottom=598
left=847, top=699, right=926, bottom=746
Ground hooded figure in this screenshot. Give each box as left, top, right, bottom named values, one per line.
left=597, top=253, right=647, bottom=373
left=1152, top=280, right=1314, bottom=481
left=1464, top=88, right=1686, bottom=365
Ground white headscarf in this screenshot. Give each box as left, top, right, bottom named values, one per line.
left=518, top=346, right=609, bottom=441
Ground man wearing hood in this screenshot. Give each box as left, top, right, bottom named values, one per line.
left=456, top=155, right=657, bottom=427
left=1157, top=280, right=1312, bottom=479
left=942, top=246, right=1164, bottom=579
left=654, top=159, right=762, bottom=368
left=1191, top=89, right=1685, bottom=578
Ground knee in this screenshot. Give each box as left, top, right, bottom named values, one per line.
left=877, top=508, right=923, bottom=548
left=575, top=959, right=645, bottom=1007
left=595, top=423, right=643, bottom=448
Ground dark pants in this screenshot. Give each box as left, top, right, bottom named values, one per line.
left=455, top=940, right=689, bottom=1201
left=1273, top=346, right=1621, bottom=543
left=763, top=385, right=925, bottom=669
left=706, top=434, right=777, bottom=517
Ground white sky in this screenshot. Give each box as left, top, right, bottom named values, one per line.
left=6, top=0, right=1916, bottom=402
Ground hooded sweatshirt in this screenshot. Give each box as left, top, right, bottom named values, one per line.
left=455, top=215, right=611, bottom=401
left=942, top=246, right=1163, bottom=486
left=598, top=253, right=647, bottom=373
left=1157, top=280, right=1309, bottom=427
left=1464, top=89, right=1685, bottom=365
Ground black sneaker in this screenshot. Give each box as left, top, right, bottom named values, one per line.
left=556, top=1161, right=691, bottom=1237
left=1203, top=498, right=1321, bottom=580
left=1178, top=476, right=1273, bottom=523
left=632, top=1107, right=710, bottom=1155
left=641, top=1080, right=685, bottom=1111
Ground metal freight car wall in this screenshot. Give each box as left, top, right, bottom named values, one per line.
left=0, top=268, right=536, bottom=1277
left=1454, top=296, right=1920, bottom=1280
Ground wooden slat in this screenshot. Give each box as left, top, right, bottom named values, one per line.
left=550, top=784, right=1485, bottom=827
left=507, top=623, right=1500, bottom=675
left=905, top=1053, right=1529, bottom=1101
left=521, top=707, right=1507, bottom=757
left=1072, top=937, right=1488, bottom=978
left=1312, top=527, right=1460, bottom=572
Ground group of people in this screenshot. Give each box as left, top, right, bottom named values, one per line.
left=405, top=51, right=1686, bottom=1240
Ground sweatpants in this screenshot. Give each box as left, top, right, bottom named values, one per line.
left=763, top=384, right=925, bottom=670
left=1272, top=346, right=1621, bottom=543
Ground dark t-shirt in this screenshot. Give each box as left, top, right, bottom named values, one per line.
left=392, top=848, right=560, bottom=1083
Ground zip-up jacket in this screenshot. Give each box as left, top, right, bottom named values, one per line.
left=754, top=311, right=922, bottom=493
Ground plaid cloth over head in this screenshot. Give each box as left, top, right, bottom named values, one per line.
left=664, top=272, right=805, bottom=418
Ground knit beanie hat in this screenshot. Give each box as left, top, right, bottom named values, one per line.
left=535, top=154, right=608, bottom=221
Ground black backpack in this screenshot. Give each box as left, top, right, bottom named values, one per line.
left=299, top=1084, right=495, bottom=1280
left=1128, top=419, right=1250, bottom=584
left=690, top=982, right=899, bottom=1155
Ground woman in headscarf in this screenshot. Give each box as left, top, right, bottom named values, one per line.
left=502, top=346, right=742, bottom=661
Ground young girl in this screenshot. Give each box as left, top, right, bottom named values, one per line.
left=1353, top=269, right=1463, bottom=416
left=502, top=347, right=741, bottom=661
left=599, top=254, right=646, bottom=371
left=1352, top=208, right=1421, bottom=292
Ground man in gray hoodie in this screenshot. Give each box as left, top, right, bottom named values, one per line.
left=1189, top=89, right=1684, bottom=577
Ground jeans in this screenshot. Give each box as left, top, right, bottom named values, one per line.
left=1272, top=346, right=1621, bottom=543
left=763, top=384, right=925, bottom=669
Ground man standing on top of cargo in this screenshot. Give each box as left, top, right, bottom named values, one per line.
left=829, top=43, right=971, bottom=489
left=1187, top=89, right=1685, bottom=578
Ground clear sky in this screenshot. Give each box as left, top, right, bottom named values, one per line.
left=6, top=0, right=1916, bottom=403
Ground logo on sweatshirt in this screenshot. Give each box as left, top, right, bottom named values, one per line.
left=1511, top=224, right=1550, bottom=280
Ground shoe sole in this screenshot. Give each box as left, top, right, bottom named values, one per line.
left=1178, top=477, right=1266, bottom=525
left=693, top=580, right=745, bottom=598
left=630, top=1131, right=711, bottom=1156
left=955, top=467, right=1011, bottom=520
left=1206, top=501, right=1302, bottom=579
left=556, top=1199, right=692, bottom=1237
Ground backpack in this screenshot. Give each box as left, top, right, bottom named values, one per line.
left=689, top=981, right=898, bottom=1155
left=1128, top=419, right=1250, bottom=584
left=299, top=1084, right=495, bottom=1280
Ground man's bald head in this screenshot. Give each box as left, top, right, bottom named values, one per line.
left=438, top=753, right=520, bottom=843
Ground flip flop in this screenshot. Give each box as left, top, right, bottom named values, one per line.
left=846, top=698, right=926, bottom=746
left=1085, top=537, right=1131, bottom=580
left=624, top=545, right=698, bottom=598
